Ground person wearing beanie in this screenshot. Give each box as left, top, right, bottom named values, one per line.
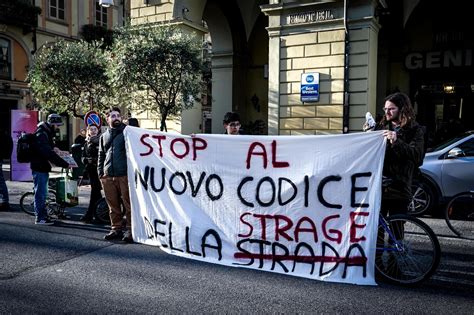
left=30, top=113, right=71, bottom=225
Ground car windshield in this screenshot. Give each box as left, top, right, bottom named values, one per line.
left=430, top=132, right=471, bottom=152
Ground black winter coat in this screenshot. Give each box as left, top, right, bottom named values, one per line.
left=82, top=135, right=100, bottom=169
left=30, top=122, right=70, bottom=172
left=375, top=121, right=425, bottom=200
left=98, top=123, right=128, bottom=177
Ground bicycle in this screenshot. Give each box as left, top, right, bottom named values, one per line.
left=445, top=191, right=474, bottom=239
left=374, top=178, right=441, bottom=285
left=20, top=177, right=67, bottom=219
left=20, top=178, right=110, bottom=224
left=94, top=197, right=111, bottom=224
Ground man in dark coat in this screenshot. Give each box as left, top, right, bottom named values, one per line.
left=31, top=114, right=70, bottom=225
left=375, top=92, right=425, bottom=215
left=98, top=107, right=132, bottom=242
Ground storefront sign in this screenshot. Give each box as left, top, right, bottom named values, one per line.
left=301, top=72, right=320, bottom=102
left=405, top=49, right=473, bottom=70
left=287, top=10, right=334, bottom=25
left=125, top=128, right=387, bottom=285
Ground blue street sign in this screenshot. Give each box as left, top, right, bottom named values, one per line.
left=301, top=72, right=320, bottom=102
left=84, top=111, right=102, bottom=128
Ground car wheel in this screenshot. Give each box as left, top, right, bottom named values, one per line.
left=408, top=181, right=433, bottom=215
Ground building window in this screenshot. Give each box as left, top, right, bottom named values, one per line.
left=0, top=38, right=12, bottom=80
left=95, top=1, right=108, bottom=27
left=49, top=0, right=66, bottom=21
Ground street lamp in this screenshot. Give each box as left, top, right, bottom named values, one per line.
left=99, top=0, right=114, bottom=7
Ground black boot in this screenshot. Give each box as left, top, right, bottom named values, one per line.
left=80, top=214, right=93, bottom=223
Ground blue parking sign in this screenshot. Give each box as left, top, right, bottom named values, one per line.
left=84, top=111, right=102, bottom=129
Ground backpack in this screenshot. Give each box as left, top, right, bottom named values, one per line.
left=16, top=132, right=37, bottom=163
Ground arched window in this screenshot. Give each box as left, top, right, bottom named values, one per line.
left=0, top=37, right=11, bottom=80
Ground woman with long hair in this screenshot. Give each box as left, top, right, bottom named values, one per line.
left=80, top=124, right=103, bottom=223
left=375, top=92, right=425, bottom=216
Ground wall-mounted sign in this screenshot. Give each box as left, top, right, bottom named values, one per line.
left=301, top=72, right=320, bottom=102
left=287, top=10, right=334, bottom=25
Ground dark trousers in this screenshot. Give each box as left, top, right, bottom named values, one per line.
left=84, top=165, right=102, bottom=219
left=381, top=198, right=409, bottom=217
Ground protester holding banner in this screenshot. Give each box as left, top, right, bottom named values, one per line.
left=80, top=124, right=102, bottom=223
left=223, top=112, right=244, bottom=135
left=30, top=114, right=71, bottom=225
left=374, top=92, right=425, bottom=215
left=98, top=107, right=133, bottom=242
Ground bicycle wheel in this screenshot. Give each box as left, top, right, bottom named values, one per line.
left=94, top=197, right=110, bottom=225
left=20, top=190, right=58, bottom=216
left=375, top=214, right=441, bottom=285
left=445, top=192, right=474, bottom=239
left=20, top=192, right=36, bottom=215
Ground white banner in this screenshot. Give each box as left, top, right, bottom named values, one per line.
left=124, top=127, right=386, bottom=285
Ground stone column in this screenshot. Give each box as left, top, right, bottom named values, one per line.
left=346, top=2, right=381, bottom=131
left=210, top=53, right=234, bottom=133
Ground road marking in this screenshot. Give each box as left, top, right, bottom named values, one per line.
left=431, top=275, right=474, bottom=286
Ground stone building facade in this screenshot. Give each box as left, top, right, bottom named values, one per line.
left=129, top=0, right=473, bottom=142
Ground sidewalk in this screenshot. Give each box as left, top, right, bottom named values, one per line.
left=2, top=163, right=91, bottom=221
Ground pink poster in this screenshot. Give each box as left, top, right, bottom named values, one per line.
left=11, top=110, right=38, bottom=181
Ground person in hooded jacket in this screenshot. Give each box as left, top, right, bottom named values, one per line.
left=30, top=114, right=70, bottom=225
left=80, top=124, right=102, bottom=223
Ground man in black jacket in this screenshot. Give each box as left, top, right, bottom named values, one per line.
left=98, top=107, right=132, bottom=242
left=375, top=92, right=425, bottom=216
left=31, top=114, right=70, bottom=225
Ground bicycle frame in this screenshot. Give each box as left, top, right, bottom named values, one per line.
left=376, top=215, right=403, bottom=253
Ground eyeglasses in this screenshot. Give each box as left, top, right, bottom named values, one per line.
left=382, top=107, right=398, bottom=112
left=228, top=122, right=241, bottom=128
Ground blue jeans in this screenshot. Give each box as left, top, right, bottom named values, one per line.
left=33, top=171, right=49, bottom=221
left=0, top=161, right=8, bottom=205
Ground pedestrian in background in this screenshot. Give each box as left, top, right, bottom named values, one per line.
left=80, top=124, right=102, bottom=223
left=30, top=114, right=70, bottom=225
left=0, top=127, right=13, bottom=211
left=98, top=107, right=133, bottom=242
left=127, top=117, right=139, bottom=127
left=223, top=112, right=244, bottom=135
left=74, top=128, right=86, bottom=146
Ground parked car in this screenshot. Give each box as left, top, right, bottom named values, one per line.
left=409, top=131, right=474, bottom=216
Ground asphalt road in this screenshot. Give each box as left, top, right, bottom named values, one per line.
left=1, top=179, right=473, bottom=314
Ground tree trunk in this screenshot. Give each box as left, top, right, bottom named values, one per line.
left=160, top=113, right=168, bottom=132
